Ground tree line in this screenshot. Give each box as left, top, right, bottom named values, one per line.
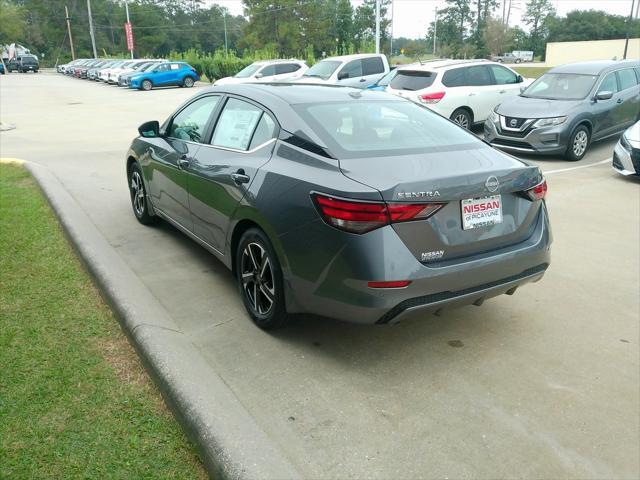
left=1, top=0, right=638, bottom=65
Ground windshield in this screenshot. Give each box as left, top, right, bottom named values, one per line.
left=234, top=64, right=262, bottom=78
left=390, top=70, right=436, bottom=91
left=522, top=73, right=598, bottom=100
left=303, top=60, right=341, bottom=80
left=294, top=100, right=478, bottom=159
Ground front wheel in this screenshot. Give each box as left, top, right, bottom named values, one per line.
left=236, top=228, right=290, bottom=330
left=141, top=79, right=153, bottom=91
left=450, top=108, right=472, bottom=130
left=565, top=125, right=590, bottom=161
left=183, top=76, right=195, bottom=88
left=128, top=163, right=157, bottom=225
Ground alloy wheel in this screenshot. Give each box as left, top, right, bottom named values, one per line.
left=454, top=113, right=470, bottom=129
left=572, top=130, right=588, bottom=157
left=184, top=77, right=194, bottom=87
left=130, top=171, right=145, bottom=217
left=240, top=242, right=275, bottom=315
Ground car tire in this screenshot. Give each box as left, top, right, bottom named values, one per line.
left=565, top=125, right=590, bottom=161
left=497, top=59, right=503, bottom=63
left=450, top=108, right=472, bottom=130
left=183, top=76, right=195, bottom=88
left=128, top=163, right=157, bottom=225
left=236, top=228, right=291, bottom=330
left=141, top=79, right=153, bottom=91
left=515, top=58, right=522, bottom=64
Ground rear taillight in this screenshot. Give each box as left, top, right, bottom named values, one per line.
left=525, top=179, right=547, bottom=201
left=368, top=280, right=411, bottom=289
left=312, top=193, right=445, bottom=234
left=419, top=91, right=446, bottom=104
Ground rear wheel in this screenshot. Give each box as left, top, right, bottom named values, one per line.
left=128, top=163, right=157, bottom=225
left=183, top=76, right=195, bottom=88
left=236, top=228, right=290, bottom=330
left=565, top=125, right=590, bottom=161
left=515, top=58, right=522, bottom=64
left=450, top=108, right=472, bottom=130
left=141, top=79, right=153, bottom=91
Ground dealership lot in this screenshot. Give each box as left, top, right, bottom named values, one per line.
left=1, top=72, right=638, bottom=478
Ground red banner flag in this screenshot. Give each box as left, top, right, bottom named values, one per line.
left=124, top=22, right=134, bottom=52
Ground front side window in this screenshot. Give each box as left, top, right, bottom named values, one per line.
left=523, top=73, right=598, bottom=100
left=339, top=60, right=363, bottom=79
left=598, top=72, right=618, bottom=94
left=211, top=99, right=264, bottom=151
left=362, top=57, right=385, bottom=76
left=294, top=100, right=478, bottom=159
left=155, top=64, right=169, bottom=72
left=259, top=65, right=276, bottom=76
left=490, top=65, right=518, bottom=84
left=170, top=63, right=180, bottom=70
left=169, top=96, right=220, bottom=143
left=617, top=69, right=638, bottom=91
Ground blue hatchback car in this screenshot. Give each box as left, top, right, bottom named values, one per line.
left=129, top=61, right=199, bottom=91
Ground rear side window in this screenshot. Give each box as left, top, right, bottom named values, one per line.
left=617, top=69, right=638, bottom=90
left=362, top=57, right=385, bottom=76
left=169, top=96, right=220, bottom=143
left=276, top=63, right=301, bottom=74
left=465, top=66, right=493, bottom=86
left=598, top=72, right=618, bottom=93
left=170, top=63, right=180, bottom=70
left=490, top=65, right=518, bottom=84
left=212, top=98, right=264, bottom=151
left=442, top=68, right=465, bottom=87
left=389, top=71, right=436, bottom=91
left=340, top=60, right=363, bottom=79
left=249, top=114, right=277, bottom=149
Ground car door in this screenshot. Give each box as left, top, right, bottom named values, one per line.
left=592, top=71, right=622, bottom=139
left=336, top=59, right=365, bottom=87
left=615, top=68, right=640, bottom=127
left=186, top=97, right=278, bottom=251
left=361, top=56, right=387, bottom=86
left=460, top=65, right=497, bottom=122
left=144, top=95, right=222, bottom=231
left=489, top=64, right=523, bottom=106
left=150, top=63, right=169, bottom=85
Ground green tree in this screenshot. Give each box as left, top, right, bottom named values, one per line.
left=522, top=0, right=556, bottom=56
left=546, top=10, right=639, bottom=43
left=0, top=0, right=26, bottom=45
left=482, top=16, right=514, bottom=55
left=353, top=0, right=391, bottom=53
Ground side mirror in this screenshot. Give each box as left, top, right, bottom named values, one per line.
left=520, top=85, right=526, bottom=93
left=595, top=91, right=613, bottom=101
left=254, top=72, right=263, bottom=79
left=516, top=74, right=524, bottom=83
left=337, top=71, right=349, bottom=81
left=138, top=120, right=160, bottom=138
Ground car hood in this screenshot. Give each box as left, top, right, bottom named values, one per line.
left=291, top=76, right=331, bottom=84
left=496, top=95, right=580, bottom=119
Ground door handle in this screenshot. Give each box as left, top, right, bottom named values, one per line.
left=231, top=169, right=250, bottom=185
left=499, top=90, right=507, bottom=94
left=177, top=154, right=190, bottom=169
left=469, top=92, right=476, bottom=96
left=616, top=98, right=623, bottom=104
left=359, top=78, right=366, bottom=82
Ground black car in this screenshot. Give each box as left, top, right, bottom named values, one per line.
left=8, top=55, right=39, bottom=73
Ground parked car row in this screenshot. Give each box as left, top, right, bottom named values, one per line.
left=57, top=57, right=200, bottom=90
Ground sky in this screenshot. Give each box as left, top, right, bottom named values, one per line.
left=206, top=0, right=637, bottom=39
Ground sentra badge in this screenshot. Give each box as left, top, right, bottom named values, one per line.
left=397, top=191, right=440, bottom=199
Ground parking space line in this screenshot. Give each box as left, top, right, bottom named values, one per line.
left=544, top=158, right=611, bottom=175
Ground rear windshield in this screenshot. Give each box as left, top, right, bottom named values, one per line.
left=390, top=70, right=436, bottom=91
left=522, top=73, right=598, bottom=100
left=21, top=57, right=38, bottom=64
left=294, top=100, right=478, bottom=159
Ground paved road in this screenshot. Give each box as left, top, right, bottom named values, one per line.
left=2, top=72, right=638, bottom=479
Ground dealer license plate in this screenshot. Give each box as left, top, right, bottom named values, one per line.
left=461, top=195, right=503, bottom=230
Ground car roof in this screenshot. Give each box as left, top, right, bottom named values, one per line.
left=322, top=53, right=385, bottom=62
left=253, top=59, right=305, bottom=65
left=395, top=58, right=491, bottom=72
left=549, top=60, right=639, bottom=75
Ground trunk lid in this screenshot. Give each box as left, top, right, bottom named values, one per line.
left=339, top=144, right=544, bottom=263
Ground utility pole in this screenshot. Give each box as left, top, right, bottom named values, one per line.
left=635, top=0, right=640, bottom=19
left=65, top=5, right=76, bottom=60
left=375, top=0, right=380, bottom=54
left=223, top=10, right=228, bottom=56
left=87, top=0, right=98, bottom=58
left=125, top=1, right=133, bottom=59
left=623, top=0, right=636, bottom=59
left=433, top=7, right=438, bottom=55
left=390, top=0, right=394, bottom=56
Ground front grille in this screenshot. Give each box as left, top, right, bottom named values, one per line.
left=504, top=116, right=526, bottom=129
left=491, top=138, right=533, bottom=150
left=498, top=127, right=531, bottom=138
left=376, top=264, right=549, bottom=324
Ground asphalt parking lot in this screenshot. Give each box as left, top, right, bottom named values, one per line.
left=1, top=72, right=638, bottom=479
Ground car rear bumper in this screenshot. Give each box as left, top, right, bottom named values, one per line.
left=282, top=204, right=552, bottom=324
left=484, top=118, right=569, bottom=155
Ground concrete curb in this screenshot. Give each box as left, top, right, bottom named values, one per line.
left=23, top=161, right=300, bottom=480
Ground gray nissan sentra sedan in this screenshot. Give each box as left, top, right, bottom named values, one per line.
left=485, top=60, right=640, bottom=161
left=126, top=84, right=552, bottom=329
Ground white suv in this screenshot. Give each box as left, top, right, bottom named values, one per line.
left=385, top=59, right=533, bottom=129
left=214, top=59, right=307, bottom=86
left=297, top=53, right=389, bottom=88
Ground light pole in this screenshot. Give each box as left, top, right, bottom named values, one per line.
left=375, top=0, right=380, bottom=54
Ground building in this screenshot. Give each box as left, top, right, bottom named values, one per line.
left=545, top=38, right=640, bottom=66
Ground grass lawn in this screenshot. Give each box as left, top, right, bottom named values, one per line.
left=0, top=163, right=207, bottom=479
left=513, top=66, right=551, bottom=79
